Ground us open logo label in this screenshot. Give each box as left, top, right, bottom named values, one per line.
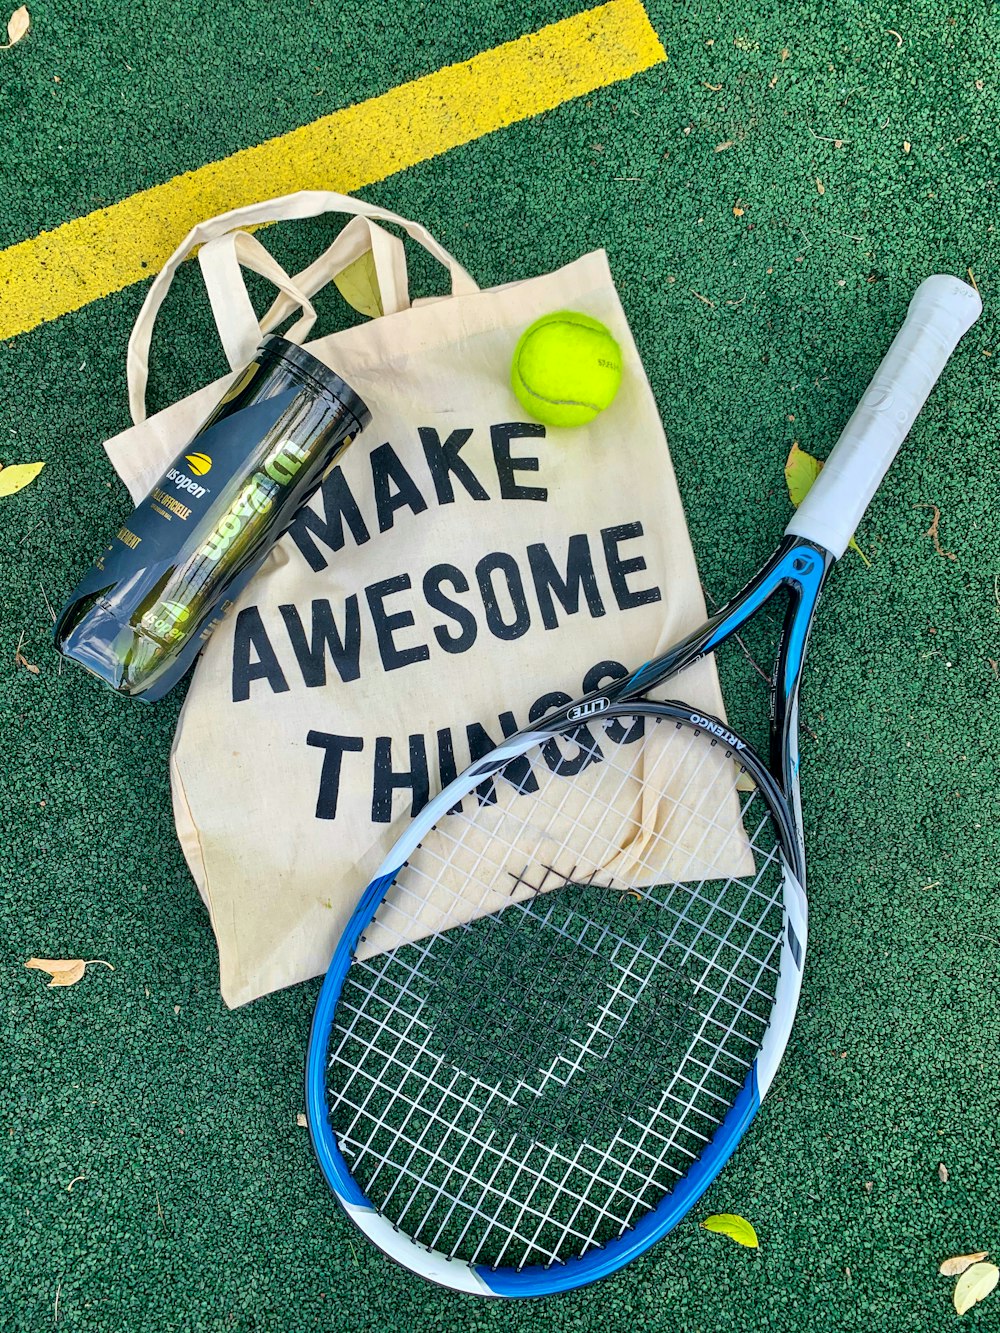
left=184, top=452, right=213, bottom=476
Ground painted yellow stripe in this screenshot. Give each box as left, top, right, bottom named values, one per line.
left=0, top=0, right=664, bottom=341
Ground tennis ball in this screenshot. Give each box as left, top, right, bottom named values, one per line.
left=511, top=311, right=623, bottom=428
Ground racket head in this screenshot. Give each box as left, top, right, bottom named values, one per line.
left=307, top=702, right=807, bottom=1297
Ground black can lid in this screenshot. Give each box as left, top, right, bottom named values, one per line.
left=259, top=335, right=372, bottom=432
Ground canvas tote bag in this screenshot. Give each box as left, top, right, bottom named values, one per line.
left=104, top=190, right=737, bottom=1008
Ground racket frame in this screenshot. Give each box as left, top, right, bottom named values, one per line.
left=306, top=535, right=831, bottom=1296
left=307, top=273, right=981, bottom=1295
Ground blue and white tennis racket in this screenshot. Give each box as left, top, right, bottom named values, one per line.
left=306, top=276, right=981, bottom=1297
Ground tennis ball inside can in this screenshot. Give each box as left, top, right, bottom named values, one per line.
left=511, top=311, right=623, bottom=428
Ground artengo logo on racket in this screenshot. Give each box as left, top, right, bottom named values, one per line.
left=567, top=697, right=610, bottom=721
left=688, top=713, right=746, bottom=750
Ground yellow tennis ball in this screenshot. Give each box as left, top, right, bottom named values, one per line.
left=511, top=311, right=623, bottom=428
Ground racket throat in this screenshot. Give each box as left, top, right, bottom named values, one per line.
left=767, top=539, right=833, bottom=877
left=644, top=538, right=832, bottom=694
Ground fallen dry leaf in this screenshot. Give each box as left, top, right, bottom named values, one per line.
left=0, top=460, right=45, bottom=496
left=903, top=141, right=911, bottom=153
left=0, top=4, right=28, bottom=48
left=14, top=631, right=40, bottom=674
left=703, top=82, right=723, bottom=91
left=941, top=1252, right=989, bottom=1278
left=715, top=139, right=735, bottom=152
left=733, top=205, right=745, bottom=217
left=938, top=1162, right=949, bottom=1183
left=784, top=442, right=822, bottom=506
left=915, top=502, right=956, bottom=561
left=26, top=958, right=86, bottom=987
left=816, top=177, right=825, bottom=195
left=954, top=1262, right=999, bottom=1316
left=25, top=957, right=113, bottom=988
left=332, top=249, right=383, bottom=320
left=701, top=1213, right=759, bottom=1248
left=48, top=964, right=86, bottom=987
left=296, top=1113, right=308, bottom=1128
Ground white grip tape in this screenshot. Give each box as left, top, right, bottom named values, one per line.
left=784, top=275, right=982, bottom=558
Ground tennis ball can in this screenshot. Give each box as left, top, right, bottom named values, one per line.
left=55, top=337, right=370, bottom=700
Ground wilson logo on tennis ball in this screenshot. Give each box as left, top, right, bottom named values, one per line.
left=688, top=713, right=746, bottom=750
left=568, top=697, right=610, bottom=720
left=184, top=452, right=213, bottom=476
left=198, top=439, right=311, bottom=563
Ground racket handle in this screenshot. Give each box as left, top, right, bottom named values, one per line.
left=784, top=274, right=982, bottom=558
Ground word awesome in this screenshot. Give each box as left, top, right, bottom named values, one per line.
left=231, top=523, right=661, bottom=701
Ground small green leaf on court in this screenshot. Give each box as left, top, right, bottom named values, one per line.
left=333, top=250, right=384, bottom=319
left=1, top=5, right=29, bottom=49
left=0, top=460, right=45, bottom=496
left=953, top=1261, right=999, bottom=1316
left=845, top=535, right=870, bottom=564
left=701, top=1214, right=759, bottom=1248
left=784, top=441, right=821, bottom=505
left=784, top=443, right=871, bottom=565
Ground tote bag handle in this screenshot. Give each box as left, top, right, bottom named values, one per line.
left=126, top=189, right=479, bottom=424
left=196, top=230, right=319, bottom=373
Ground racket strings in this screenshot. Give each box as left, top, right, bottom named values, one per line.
left=332, top=901, right=781, bottom=1268
left=362, top=718, right=757, bottom=955
left=430, top=854, right=775, bottom=1119
left=326, top=714, right=787, bottom=1270
left=330, top=916, right=781, bottom=1266
left=392, top=778, right=782, bottom=1103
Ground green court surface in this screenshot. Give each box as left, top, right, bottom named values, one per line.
left=2, top=0, right=998, bottom=1329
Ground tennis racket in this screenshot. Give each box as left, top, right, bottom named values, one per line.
left=306, top=275, right=981, bottom=1297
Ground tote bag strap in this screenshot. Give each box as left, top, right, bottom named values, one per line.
left=126, top=189, right=479, bottom=424
left=197, top=231, right=319, bottom=373
left=199, top=217, right=411, bottom=375
left=258, top=214, right=413, bottom=334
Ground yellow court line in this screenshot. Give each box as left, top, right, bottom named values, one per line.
left=0, top=0, right=665, bottom=341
